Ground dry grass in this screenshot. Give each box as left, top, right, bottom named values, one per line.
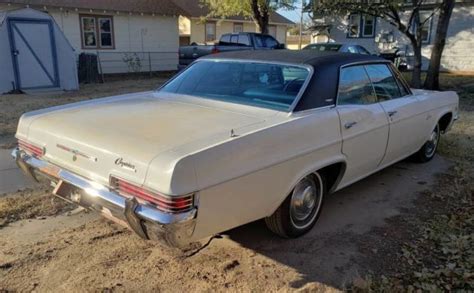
left=349, top=74, right=474, bottom=292
left=0, top=77, right=167, bottom=140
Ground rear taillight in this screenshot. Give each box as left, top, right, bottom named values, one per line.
left=111, top=177, right=194, bottom=213
left=211, top=47, right=220, bottom=54
left=18, top=139, right=44, bottom=158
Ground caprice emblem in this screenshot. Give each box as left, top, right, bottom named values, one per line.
left=115, top=158, right=137, bottom=172
left=56, top=144, right=97, bottom=162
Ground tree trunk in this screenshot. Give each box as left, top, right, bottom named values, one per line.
left=411, top=42, right=422, bottom=88
left=251, top=0, right=269, bottom=34
left=410, top=11, right=422, bottom=88
left=423, top=0, right=455, bottom=90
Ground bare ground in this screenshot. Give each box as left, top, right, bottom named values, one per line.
left=0, top=75, right=473, bottom=292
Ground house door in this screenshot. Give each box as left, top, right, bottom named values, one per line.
left=8, top=18, right=59, bottom=90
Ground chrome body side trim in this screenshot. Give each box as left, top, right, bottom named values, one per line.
left=12, top=148, right=197, bottom=247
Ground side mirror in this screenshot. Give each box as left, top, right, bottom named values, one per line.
left=276, top=43, right=286, bottom=49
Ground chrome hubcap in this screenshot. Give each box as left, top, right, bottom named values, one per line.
left=290, top=175, right=323, bottom=229
left=425, top=127, right=439, bottom=157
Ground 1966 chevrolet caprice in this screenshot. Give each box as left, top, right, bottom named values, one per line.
left=13, top=51, right=459, bottom=247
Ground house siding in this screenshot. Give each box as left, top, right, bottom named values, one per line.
left=1, top=4, right=179, bottom=73
left=315, top=4, right=474, bottom=72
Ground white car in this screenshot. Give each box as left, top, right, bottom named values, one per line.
left=13, top=51, right=459, bottom=247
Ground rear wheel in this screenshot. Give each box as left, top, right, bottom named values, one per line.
left=265, top=172, right=325, bottom=238
left=413, top=124, right=440, bottom=163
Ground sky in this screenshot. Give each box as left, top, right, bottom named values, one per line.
left=277, top=0, right=308, bottom=24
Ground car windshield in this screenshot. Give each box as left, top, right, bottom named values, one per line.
left=304, top=44, right=342, bottom=52
left=160, top=60, right=310, bottom=111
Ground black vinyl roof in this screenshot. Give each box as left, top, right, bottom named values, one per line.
left=203, top=50, right=389, bottom=111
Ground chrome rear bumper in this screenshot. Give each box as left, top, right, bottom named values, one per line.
left=12, top=148, right=197, bottom=247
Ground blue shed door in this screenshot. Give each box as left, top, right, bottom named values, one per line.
left=8, top=18, right=59, bottom=90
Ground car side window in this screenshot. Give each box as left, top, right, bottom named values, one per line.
left=230, top=35, right=238, bottom=44
left=264, top=36, right=278, bottom=48
left=238, top=34, right=250, bottom=46
left=364, top=64, right=402, bottom=101
left=221, top=34, right=231, bottom=43
left=347, top=46, right=358, bottom=54
left=389, top=64, right=411, bottom=97
left=255, top=35, right=264, bottom=48
left=338, top=66, right=377, bottom=105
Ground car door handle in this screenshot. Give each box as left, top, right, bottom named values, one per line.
left=344, top=121, right=357, bottom=129
left=388, top=111, right=398, bottom=117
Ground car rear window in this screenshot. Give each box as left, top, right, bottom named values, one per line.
left=160, top=61, right=310, bottom=111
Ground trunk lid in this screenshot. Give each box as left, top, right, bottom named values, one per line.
left=24, top=92, right=266, bottom=187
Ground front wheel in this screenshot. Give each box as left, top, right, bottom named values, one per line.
left=413, top=124, right=440, bottom=163
left=265, top=172, right=325, bottom=238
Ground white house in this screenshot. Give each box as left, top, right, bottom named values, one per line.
left=172, top=0, right=294, bottom=45
left=311, top=1, right=474, bottom=73
left=0, top=0, right=186, bottom=74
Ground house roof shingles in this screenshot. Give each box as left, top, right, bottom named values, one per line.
left=172, top=0, right=294, bottom=25
left=0, top=0, right=187, bottom=16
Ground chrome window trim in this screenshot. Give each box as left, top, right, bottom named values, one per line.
left=158, top=58, right=314, bottom=113
left=335, top=61, right=390, bottom=106
left=288, top=105, right=336, bottom=117
left=387, top=63, right=413, bottom=97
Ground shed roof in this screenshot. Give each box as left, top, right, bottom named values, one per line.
left=172, top=0, right=294, bottom=25
left=0, top=0, right=187, bottom=16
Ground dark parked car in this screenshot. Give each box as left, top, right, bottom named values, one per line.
left=303, top=43, right=372, bottom=55
left=179, top=32, right=285, bottom=69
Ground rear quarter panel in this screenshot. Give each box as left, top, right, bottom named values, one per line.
left=189, top=108, right=344, bottom=240
left=414, top=90, right=459, bottom=140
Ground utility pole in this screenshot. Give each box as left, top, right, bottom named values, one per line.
left=298, top=0, right=305, bottom=49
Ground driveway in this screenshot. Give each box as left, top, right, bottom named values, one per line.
left=0, top=149, right=36, bottom=195
left=0, top=156, right=451, bottom=291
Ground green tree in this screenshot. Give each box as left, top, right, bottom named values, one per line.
left=201, top=0, right=297, bottom=34
left=310, top=0, right=455, bottom=89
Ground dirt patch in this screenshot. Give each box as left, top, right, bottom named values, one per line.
left=0, top=77, right=166, bottom=142
left=0, top=181, right=74, bottom=228
left=0, top=157, right=452, bottom=292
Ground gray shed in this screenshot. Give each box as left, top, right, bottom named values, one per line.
left=0, top=8, right=78, bottom=94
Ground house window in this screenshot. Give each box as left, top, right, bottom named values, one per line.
left=419, top=11, right=433, bottom=43
left=233, top=22, right=243, bottom=33
left=362, top=15, right=375, bottom=37
left=205, top=22, right=216, bottom=42
left=347, top=14, right=376, bottom=38
left=80, top=15, right=114, bottom=49
left=268, top=25, right=277, bottom=38
left=409, top=11, right=432, bottom=44
left=348, top=14, right=360, bottom=37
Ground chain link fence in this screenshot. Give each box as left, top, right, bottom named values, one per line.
left=96, top=51, right=178, bottom=77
